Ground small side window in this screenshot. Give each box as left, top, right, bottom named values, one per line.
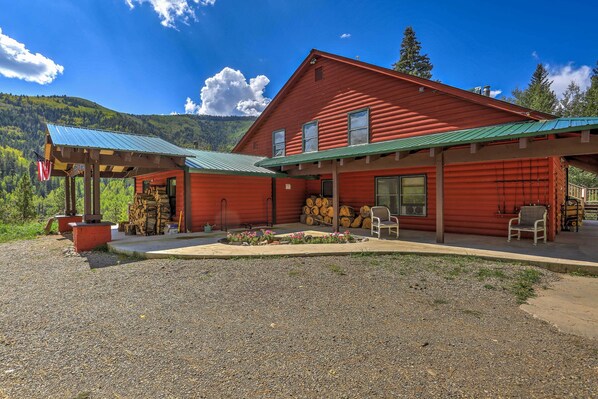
left=321, top=179, right=333, bottom=197
left=272, top=129, right=285, bottom=157
left=142, top=180, right=150, bottom=193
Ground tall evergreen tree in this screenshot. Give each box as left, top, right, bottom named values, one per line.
left=584, top=61, right=598, bottom=116
left=12, top=173, right=36, bottom=222
left=512, top=64, right=557, bottom=114
left=557, top=81, right=586, bottom=117
left=392, top=26, right=433, bottom=79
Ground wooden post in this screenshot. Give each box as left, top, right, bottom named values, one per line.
left=184, top=168, right=192, bottom=232
left=435, top=150, right=445, bottom=243
left=271, top=178, right=277, bottom=225
left=332, top=160, right=339, bottom=232
left=84, top=163, right=92, bottom=222
left=64, top=176, right=71, bottom=215
left=92, top=162, right=101, bottom=219
left=70, top=177, right=77, bottom=214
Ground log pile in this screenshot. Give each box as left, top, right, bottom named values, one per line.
left=128, top=186, right=171, bottom=235
left=300, top=195, right=372, bottom=228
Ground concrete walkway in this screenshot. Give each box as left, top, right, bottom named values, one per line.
left=521, top=275, right=598, bottom=340
left=108, top=222, right=598, bottom=275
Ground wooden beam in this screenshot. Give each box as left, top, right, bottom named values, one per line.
left=70, top=177, right=77, bottom=215
left=151, top=154, right=161, bottom=165
left=64, top=176, right=71, bottom=215
left=395, top=151, right=409, bottom=161
left=92, top=162, right=101, bottom=218
left=51, top=149, right=184, bottom=170
left=435, top=151, right=445, bottom=244
left=61, top=147, right=72, bottom=159
left=318, top=161, right=322, bottom=168
left=519, top=137, right=528, bottom=149
left=83, top=163, right=92, bottom=221
left=332, top=160, right=339, bottom=232
left=123, top=152, right=133, bottom=162
left=298, top=163, right=303, bottom=171
left=581, top=130, right=591, bottom=143
left=89, top=149, right=100, bottom=161
left=470, top=143, right=482, bottom=154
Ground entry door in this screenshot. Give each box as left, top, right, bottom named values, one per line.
left=166, top=177, right=176, bottom=216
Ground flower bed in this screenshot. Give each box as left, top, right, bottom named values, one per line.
left=223, top=229, right=361, bottom=246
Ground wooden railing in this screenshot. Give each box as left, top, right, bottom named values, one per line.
left=568, top=183, right=598, bottom=203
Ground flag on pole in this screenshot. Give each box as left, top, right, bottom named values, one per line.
left=34, top=151, right=52, bottom=181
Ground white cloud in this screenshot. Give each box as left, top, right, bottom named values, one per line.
left=489, top=89, right=502, bottom=98
left=531, top=50, right=539, bottom=60
left=126, top=0, right=215, bottom=28
left=340, top=33, right=351, bottom=39
left=185, top=67, right=271, bottom=116
left=547, top=63, right=592, bottom=98
left=0, top=28, right=63, bottom=84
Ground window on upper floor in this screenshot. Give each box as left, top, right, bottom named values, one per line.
left=302, top=121, right=318, bottom=153
left=272, top=129, right=285, bottom=157
left=348, top=108, right=369, bottom=146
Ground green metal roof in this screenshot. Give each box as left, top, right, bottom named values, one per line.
left=256, top=118, right=598, bottom=167
left=47, top=124, right=192, bottom=157
left=185, top=149, right=286, bottom=177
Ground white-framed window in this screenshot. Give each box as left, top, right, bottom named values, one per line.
left=272, top=129, right=285, bottom=157
left=375, top=175, right=426, bottom=216
left=348, top=108, right=369, bottom=146
left=302, top=121, right=318, bottom=153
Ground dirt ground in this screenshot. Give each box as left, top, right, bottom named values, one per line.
left=0, top=235, right=596, bottom=398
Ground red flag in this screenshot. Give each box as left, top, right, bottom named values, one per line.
left=37, top=160, right=52, bottom=181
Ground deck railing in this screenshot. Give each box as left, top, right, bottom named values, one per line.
left=568, top=183, right=598, bottom=203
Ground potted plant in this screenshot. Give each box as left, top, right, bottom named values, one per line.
left=204, top=223, right=213, bottom=233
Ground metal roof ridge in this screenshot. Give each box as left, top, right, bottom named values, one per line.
left=46, top=123, right=162, bottom=139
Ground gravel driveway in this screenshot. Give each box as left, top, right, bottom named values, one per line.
left=0, top=236, right=596, bottom=398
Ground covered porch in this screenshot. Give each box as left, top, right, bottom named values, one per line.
left=257, top=118, right=598, bottom=243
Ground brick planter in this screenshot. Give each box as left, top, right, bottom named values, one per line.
left=56, top=215, right=83, bottom=233
left=69, top=222, right=113, bottom=252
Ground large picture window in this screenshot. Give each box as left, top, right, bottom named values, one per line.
left=348, top=108, right=369, bottom=146
left=302, top=121, right=318, bottom=153
left=272, top=129, right=285, bottom=157
left=375, top=175, right=426, bottom=216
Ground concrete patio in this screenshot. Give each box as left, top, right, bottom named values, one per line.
left=107, top=221, right=598, bottom=275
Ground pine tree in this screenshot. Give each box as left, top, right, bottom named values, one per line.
left=512, top=64, right=557, bottom=114
left=584, top=61, right=598, bottom=116
left=557, top=81, right=586, bottom=117
left=392, top=26, right=433, bottom=79
left=12, top=173, right=36, bottom=222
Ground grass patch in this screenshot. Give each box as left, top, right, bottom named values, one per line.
left=433, top=298, right=448, bottom=305
left=327, top=264, right=346, bottom=276
left=350, top=251, right=377, bottom=258
left=0, top=221, right=55, bottom=244
left=288, top=269, right=302, bottom=277
left=461, top=309, right=483, bottom=318
left=483, top=284, right=496, bottom=290
left=477, top=268, right=508, bottom=280
left=511, top=269, right=543, bottom=303
left=569, top=270, right=598, bottom=278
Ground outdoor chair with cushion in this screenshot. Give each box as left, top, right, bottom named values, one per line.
left=370, top=206, right=399, bottom=238
left=508, top=205, right=547, bottom=245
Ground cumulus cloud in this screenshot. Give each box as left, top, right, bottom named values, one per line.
left=185, top=67, right=271, bottom=116
left=0, top=28, right=63, bottom=84
left=340, top=33, right=351, bottom=39
left=547, top=63, right=592, bottom=98
left=126, top=0, right=215, bottom=28
left=489, top=89, right=502, bottom=98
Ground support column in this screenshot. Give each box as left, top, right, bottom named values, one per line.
left=184, top=167, right=192, bottom=232
left=271, top=178, right=277, bottom=226
left=70, top=176, right=77, bottom=214
left=92, top=162, right=100, bottom=218
left=435, top=150, right=445, bottom=243
left=84, top=163, right=92, bottom=222
left=332, top=160, right=339, bottom=232
left=64, top=177, right=71, bottom=215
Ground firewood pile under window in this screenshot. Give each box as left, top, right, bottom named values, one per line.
left=125, top=186, right=171, bottom=235
left=300, top=195, right=372, bottom=229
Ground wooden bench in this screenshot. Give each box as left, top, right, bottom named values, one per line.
left=508, top=206, right=547, bottom=245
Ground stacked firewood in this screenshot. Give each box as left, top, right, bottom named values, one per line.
left=128, top=186, right=171, bottom=235
left=300, top=195, right=372, bottom=229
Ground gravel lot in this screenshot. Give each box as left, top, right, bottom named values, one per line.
left=0, top=235, right=596, bottom=398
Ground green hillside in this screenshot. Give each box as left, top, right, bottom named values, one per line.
left=0, top=93, right=255, bottom=158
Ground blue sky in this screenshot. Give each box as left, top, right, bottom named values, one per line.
left=0, top=0, right=596, bottom=116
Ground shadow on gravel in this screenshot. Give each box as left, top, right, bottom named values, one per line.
left=83, top=249, right=145, bottom=269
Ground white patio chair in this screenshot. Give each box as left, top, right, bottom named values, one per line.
left=370, top=206, right=399, bottom=238
left=508, top=205, right=547, bottom=245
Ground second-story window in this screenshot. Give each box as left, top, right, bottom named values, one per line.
left=272, top=129, right=285, bottom=157
left=348, top=108, right=369, bottom=146
left=302, top=121, right=318, bottom=153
